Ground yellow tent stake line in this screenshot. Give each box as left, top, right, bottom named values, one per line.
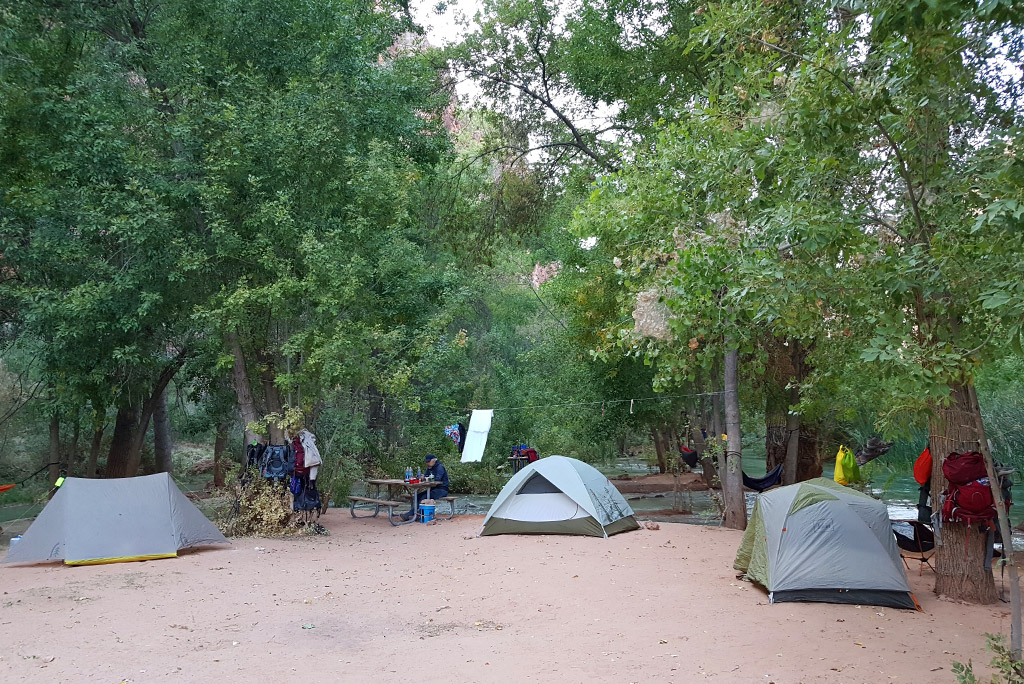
left=65, top=552, right=177, bottom=566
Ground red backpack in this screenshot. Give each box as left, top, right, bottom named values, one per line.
left=942, top=478, right=997, bottom=525
left=913, top=447, right=932, bottom=485
left=942, top=451, right=986, bottom=484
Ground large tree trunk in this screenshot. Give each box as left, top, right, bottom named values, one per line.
left=783, top=382, right=800, bottom=486
left=930, top=381, right=997, bottom=603
left=85, top=423, right=104, bottom=478
left=107, top=351, right=188, bottom=478
left=722, top=347, right=746, bottom=530
left=153, top=387, right=173, bottom=474
left=105, top=406, right=138, bottom=478
left=227, top=330, right=260, bottom=446
left=48, top=413, right=60, bottom=496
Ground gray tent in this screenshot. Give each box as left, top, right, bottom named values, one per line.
left=734, top=478, right=917, bottom=610
left=481, top=455, right=639, bottom=537
left=3, top=473, right=229, bottom=566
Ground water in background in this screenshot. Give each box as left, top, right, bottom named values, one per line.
left=429, top=448, right=1024, bottom=532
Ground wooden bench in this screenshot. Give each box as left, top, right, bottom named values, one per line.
left=438, top=496, right=458, bottom=520
left=348, top=496, right=408, bottom=526
left=403, top=495, right=459, bottom=520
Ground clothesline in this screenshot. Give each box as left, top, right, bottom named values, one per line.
left=465, top=389, right=735, bottom=414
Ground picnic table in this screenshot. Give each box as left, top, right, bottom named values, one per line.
left=348, top=478, right=440, bottom=526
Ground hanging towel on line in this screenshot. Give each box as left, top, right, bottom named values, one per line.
left=461, top=410, right=493, bottom=463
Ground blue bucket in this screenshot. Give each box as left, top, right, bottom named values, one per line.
left=419, top=503, right=435, bottom=523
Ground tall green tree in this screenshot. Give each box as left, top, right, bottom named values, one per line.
left=576, top=0, right=1024, bottom=601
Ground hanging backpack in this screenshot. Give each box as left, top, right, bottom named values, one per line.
left=942, top=477, right=997, bottom=525
left=913, top=447, right=932, bottom=485
left=942, top=451, right=987, bottom=484
left=245, top=442, right=266, bottom=471
left=261, top=444, right=294, bottom=480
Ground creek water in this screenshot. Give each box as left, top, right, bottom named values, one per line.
left=430, top=450, right=1024, bottom=534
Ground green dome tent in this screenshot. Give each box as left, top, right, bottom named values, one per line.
left=3, top=473, right=229, bottom=566
left=480, top=455, right=639, bottom=537
left=734, top=478, right=918, bottom=610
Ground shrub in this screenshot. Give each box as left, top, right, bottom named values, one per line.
left=954, top=634, right=1024, bottom=684
left=215, top=467, right=295, bottom=537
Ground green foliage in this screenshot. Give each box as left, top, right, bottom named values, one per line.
left=953, top=634, right=1024, bottom=684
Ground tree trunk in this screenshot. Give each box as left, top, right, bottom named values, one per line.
left=968, top=382, right=1022, bottom=656
left=651, top=427, right=667, bottom=474
left=783, top=381, right=800, bottom=486
left=124, top=356, right=187, bottom=476
left=48, top=413, right=60, bottom=496
left=711, top=364, right=726, bottom=480
left=930, top=380, right=997, bottom=603
left=105, top=406, right=138, bottom=478
left=722, top=347, right=746, bottom=530
left=153, top=387, right=173, bottom=474
left=227, top=330, right=260, bottom=446
left=260, top=355, right=285, bottom=444
left=68, top=419, right=81, bottom=477
left=213, top=420, right=229, bottom=489
left=686, top=407, right=718, bottom=487
left=85, top=424, right=104, bottom=478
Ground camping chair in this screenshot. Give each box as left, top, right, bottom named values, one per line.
left=892, top=519, right=936, bottom=576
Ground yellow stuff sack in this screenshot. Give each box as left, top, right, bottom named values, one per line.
left=833, top=445, right=861, bottom=485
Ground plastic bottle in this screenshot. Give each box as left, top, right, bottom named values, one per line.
left=405, top=467, right=411, bottom=482
left=417, top=467, right=422, bottom=481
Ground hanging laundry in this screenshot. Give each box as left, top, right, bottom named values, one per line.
left=445, top=423, right=469, bottom=454
left=444, top=424, right=460, bottom=446
left=461, top=410, right=493, bottom=463
left=292, top=434, right=307, bottom=476
left=299, top=429, right=322, bottom=480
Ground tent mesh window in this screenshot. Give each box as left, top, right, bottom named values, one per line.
left=518, top=473, right=561, bottom=494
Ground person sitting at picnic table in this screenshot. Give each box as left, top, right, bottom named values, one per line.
left=401, top=454, right=449, bottom=521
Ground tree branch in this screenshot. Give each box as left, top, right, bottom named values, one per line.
left=748, top=36, right=928, bottom=238
left=466, top=68, right=618, bottom=171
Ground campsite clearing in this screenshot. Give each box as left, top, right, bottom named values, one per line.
left=0, top=509, right=1008, bottom=683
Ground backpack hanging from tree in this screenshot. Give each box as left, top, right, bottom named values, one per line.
left=940, top=451, right=997, bottom=526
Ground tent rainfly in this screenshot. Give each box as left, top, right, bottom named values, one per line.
left=481, top=455, right=639, bottom=537
left=734, top=478, right=918, bottom=610
left=3, top=473, right=229, bottom=566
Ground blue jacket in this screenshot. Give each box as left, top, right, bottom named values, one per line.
left=426, top=461, right=449, bottom=490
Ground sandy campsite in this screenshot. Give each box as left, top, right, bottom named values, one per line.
left=0, top=508, right=1010, bottom=684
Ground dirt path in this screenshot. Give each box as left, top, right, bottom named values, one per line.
left=0, top=510, right=1009, bottom=683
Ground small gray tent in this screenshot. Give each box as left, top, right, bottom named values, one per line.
left=3, top=473, right=229, bottom=566
left=481, top=455, right=639, bottom=537
left=734, top=478, right=917, bottom=610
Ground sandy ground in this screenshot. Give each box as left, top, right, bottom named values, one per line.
left=0, top=509, right=1012, bottom=684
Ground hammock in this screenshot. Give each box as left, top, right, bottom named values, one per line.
left=743, top=463, right=784, bottom=492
